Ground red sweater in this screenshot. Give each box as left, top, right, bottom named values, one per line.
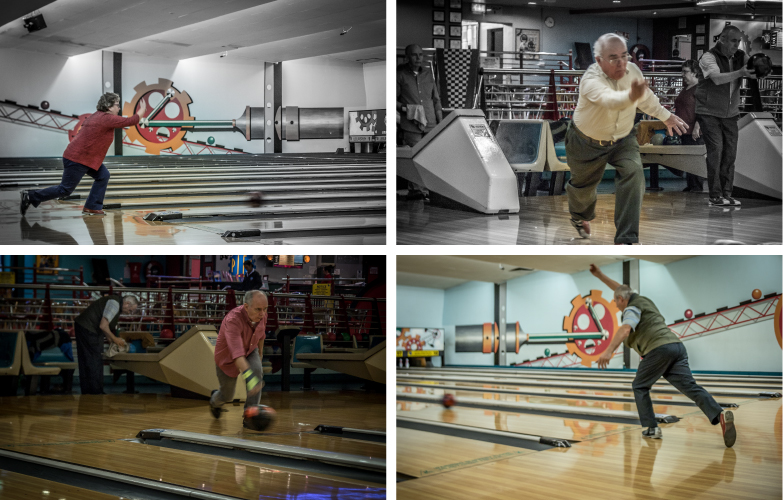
left=63, top=112, right=140, bottom=170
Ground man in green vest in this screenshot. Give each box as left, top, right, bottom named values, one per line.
left=74, top=294, right=139, bottom=394
left=589, top=264, right=736, bottom=447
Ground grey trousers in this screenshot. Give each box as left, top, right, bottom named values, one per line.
left=633, top=342, right=723, bottom=428
left=210, top=348, right=264, bottom=409
left=565, top=125, right=645, bottom=244
left=695, top=114, right=739, bottom=200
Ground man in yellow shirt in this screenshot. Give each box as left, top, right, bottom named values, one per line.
left=566, top=34, right=688, bottom=244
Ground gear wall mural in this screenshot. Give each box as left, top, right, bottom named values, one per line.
left=562, top=290, right=621, bottom=367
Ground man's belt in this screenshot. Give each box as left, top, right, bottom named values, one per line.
left=573, top=124, right=631, bottom=147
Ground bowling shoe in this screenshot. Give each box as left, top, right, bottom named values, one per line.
left=570, top=219, right=591, bottom=239
left=20, top=191, right=30, bottom=216
left=209, top=390, right=223, bottom=419
left=708, top=197, right=729, bottom=207
left=82, top=208, right=106, bottom=215
left=641, top=426, right=662, bottom=439
left=725, top=197, right=741, bottom=206
left=720, top=411, right=736, bottom=448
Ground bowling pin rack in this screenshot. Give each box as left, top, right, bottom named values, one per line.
left=0, top=283, right=385, bottom=347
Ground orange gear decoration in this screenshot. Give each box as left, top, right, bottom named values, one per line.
left=68, top=113, right=92, bottom=142
left=123, top=78, right=194, bottom=154
left=774, top=298, right=781, bottom=349
left=562, top=290, right=621, bottom=367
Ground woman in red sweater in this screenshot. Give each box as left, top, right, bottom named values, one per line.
left=20, top=93, right=146, bottom=216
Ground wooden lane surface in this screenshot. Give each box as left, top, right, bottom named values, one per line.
left=5, top=440, right=384, bottom=498
left=0, top=469, right=125, bottom=500
left=396, top=381, right=762, bottom=405
left=396, top=386, right=760, bottom=416
left=397, top=400, right=782, bottom=500
left=396, top=400, right=638, bottom=442
left=397, top=373, right=780, bottom=394
left=0, top=392, right=385, bottom=458
left=397, top=192, right=782, bottom=245
left=398, top=369, right=783, bottom=388
left=0, top=392, right=385, bottom=498
left=397, top=428, right=538, bottom=478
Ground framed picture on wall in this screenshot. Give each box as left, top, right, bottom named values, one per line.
left=433, top=0, right=445, bottom=6
left=449, top=0, right=462, bottom=8
left=516, top=28, right=540, bottom=60
left=433, top=24, right=445, bottom=36
left=697, top=49, right=704, bottom=59
left=433, top=38, right=445, bottom=49
left=450, top=25, right=461, bottom=37
left=433, top=10, right=444, bottom=21
left=450, top=39, right=461, bottom=49
left=449, top=12, right=462, bottom=22
left=696, top=24, right=705, bottom=34
left=696, top=35, right=705, bottom=46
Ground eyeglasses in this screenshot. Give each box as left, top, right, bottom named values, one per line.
left=603, top=54, right=632, bottom=65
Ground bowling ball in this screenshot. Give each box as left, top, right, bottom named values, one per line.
left=207, top=136, right=216, bottom=145
left=326, top=332, right=337, bottom=342
left=747, top=53, right=773, bottom=78
left=685, top=309, right=693, bottom=319
left=243, top=404, right=276, bottom=431
left=40, top=100, right=49, bottom=110
left=544, top=348, right=550, bottom=357
left=442, top=394, right=456, bottom=408
left=248, top=191, right=264, bottom=207
left=752, top=289, right=762, bottom=300
left=650, top=132, right=665, bottom=145
left=160, top=328, right=174, bottom=339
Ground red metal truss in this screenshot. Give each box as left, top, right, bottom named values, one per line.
left=0, top=101, right=80, bottom=132
left=668, top=295, right=780, bottom=340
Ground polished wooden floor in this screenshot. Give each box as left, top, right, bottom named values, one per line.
left=0, top=154, right=385, bottom=245
left=397, top=374, right=782, bottom=499
left=0, top=469, right=125, bottom=500
left=397, top=190, right=782, bottom=245
left=0, top=390, right=385, bottom=499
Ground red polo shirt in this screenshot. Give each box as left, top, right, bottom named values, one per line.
left=63, top=112, right=140, bottom=170
left=214, top=305, right=266, bottom=377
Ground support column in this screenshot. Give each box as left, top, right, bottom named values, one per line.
left=622, top=259, right=640, bottom=369
left=495, top=283, right=507, bottom=366
left=264, top=62, right=282, bottom=153
left=102, top=51, right=123, bottom=156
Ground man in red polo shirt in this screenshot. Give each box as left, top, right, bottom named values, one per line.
left=20, top=92, right=146, bottom=216
left=210, top=290, right=267, bottom=426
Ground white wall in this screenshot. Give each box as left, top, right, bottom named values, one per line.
left=0, top=48, right=384, bottom=156
left=397, top=285, right=445, bottom=328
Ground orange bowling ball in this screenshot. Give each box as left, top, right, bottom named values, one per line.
left=752, top=289, right=762, bottom=300
left=243, top=404, right=276, bottom=431
left=442, top=394, right=456, bottom=408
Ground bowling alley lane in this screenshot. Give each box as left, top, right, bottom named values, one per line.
left=397, top=427, right=538, bottom=478
left=397, top=400, right=782, bottom=500
left=4, top=440, right=384, bottom=496
left=0, top=391, right=385, bottom=459
left=396, top=399, right=639, bottom=442
left=0, top=470, right=125, bottom=500
left=396, top=380, right=761, bottom=406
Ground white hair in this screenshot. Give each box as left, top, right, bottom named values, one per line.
left=614, top=285, right=634, bottom=301
left=593, top=33, right=628, bottom=59
left=243, top=289, right=267, bottom=305
left=122, top=294, right=139, bottom=307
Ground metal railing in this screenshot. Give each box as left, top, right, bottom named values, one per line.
left=0, top=266, right=88, bottom=299
left=480, top=67, right=782, bottom=125
left=0, top=283, right=386, bottom=344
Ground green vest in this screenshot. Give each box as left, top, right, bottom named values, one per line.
left=624, top=294, right=681, bottom=356
left=75, top=294, right=122, bottom=333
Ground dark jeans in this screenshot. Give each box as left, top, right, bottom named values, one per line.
left=633, top=342, right=723, bottom=428
left=74, top=323, right=105, bottom=394
left=695, top=114, right=739, bottom=199
left=28, top=159, right=111, bottom=211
